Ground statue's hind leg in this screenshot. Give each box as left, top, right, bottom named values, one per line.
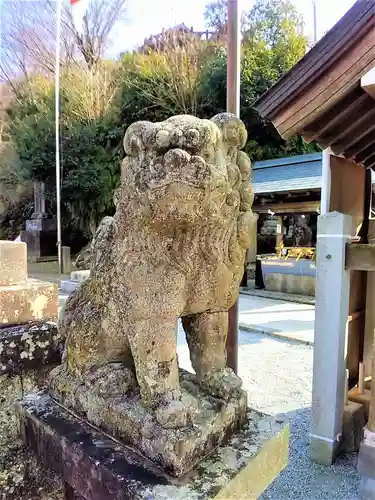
left=52, top=293, right=136, bottom=399
left=128, top=316, right=190, bottom=428
left=182, top=311, right=242, bottom=400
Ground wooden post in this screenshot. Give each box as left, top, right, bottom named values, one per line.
left=359, top=362, right=365, bottom=395
left=276, top=216, right=284, bottom=252
left=226, top=0, right=240, bottom=374
left=369, top=347, right=375, bottom=432
left=345, top=369, right=349, bottom=406
left=245, top=213, right=258, bottom=264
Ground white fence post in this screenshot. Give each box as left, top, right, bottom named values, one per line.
left=310, top=211, right=353, bottom=465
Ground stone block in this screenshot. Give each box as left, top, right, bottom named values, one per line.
left=60, top=280, right=79, bottom=294
left=0, top=321, right=63, bottom=499
left=16, top=392, right=289, bottom=500
left=341, top=401, right=365, bottom=453
left=0, top=321, right=62, bottom=375
left=22, top=218, right=57, bottom=261
left=358, top=428, right=375, bottom=499
left=349, top=387, right=371, bottom=419
left=265, top=273, right=316, bottom=296
left=0, top=279, right=58, bottom=326
left=49, top=367, right=248, bottom=477
left=70, top=269, right=90, bottom=283
left=0, top=241, right=27, bottom=286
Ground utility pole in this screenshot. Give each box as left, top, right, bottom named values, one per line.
left=226, top=0, right=241, bottom=374
left=313, top=0, right=317, bottom=43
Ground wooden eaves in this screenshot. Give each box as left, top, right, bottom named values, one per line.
left=253, top=0, right=375, bottom=169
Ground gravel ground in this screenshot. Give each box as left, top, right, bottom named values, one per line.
left=177, top=326, right=360, bottom=500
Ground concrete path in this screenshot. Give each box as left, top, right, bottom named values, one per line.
left=58, top=290, right=315, bottom=346
left=238, top=294, right=315, bottom=346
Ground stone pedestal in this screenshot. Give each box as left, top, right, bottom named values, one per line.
left=0, top=241, right=58, bottom=326
left=0, top=241, right=62, bottom=498
left=16, top=392, right=289, bottom=500
left=50, top=367, right=249, bottom=477
left=22, top=217, right=57, bottom=262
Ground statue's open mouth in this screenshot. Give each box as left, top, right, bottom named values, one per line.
left=148, top=147, right=212, bottom=190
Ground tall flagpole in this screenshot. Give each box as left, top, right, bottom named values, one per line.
left=55, top=0, right=62, bottom=273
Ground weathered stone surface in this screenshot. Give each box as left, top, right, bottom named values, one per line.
left=70, top=269, right=90, bottom=283
left=75, top=242, right=91, bottom=270
left=265, top=273, right=316, bottom=296
left=0, top=241, right=27, bottom=286
left=51, top=113, right=256, bottom=436
left=50, top=367, right=247, bottom=476
left=0, top=321, right=62, bottom=375
left=0, top=366, right=61, bottom=499
left=341, top=401, right=365, bottom=453
left=0, top=279, right=58, bottom=326
left=16, top=392, right=289, bottom=499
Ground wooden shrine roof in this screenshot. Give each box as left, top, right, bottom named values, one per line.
left=253, top=0, right=375, bottom=169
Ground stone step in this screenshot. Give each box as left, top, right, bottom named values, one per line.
left=70, top=269, right=90, bottom=283
left=60, top=280, right=79, bottom=294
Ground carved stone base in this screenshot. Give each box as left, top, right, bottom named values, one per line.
left=49, top=366, right=248, bottom=477
left=22, top=218, right=57, bottom=261
left=16, top=392, right=289, bottom=499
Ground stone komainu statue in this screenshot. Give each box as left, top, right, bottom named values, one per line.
left=52, top=113, right=254, bottom=429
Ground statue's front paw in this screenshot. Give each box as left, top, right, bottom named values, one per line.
left=155, top=399, right=191, bottom=429
left=200, top=368, right=242, bottom=401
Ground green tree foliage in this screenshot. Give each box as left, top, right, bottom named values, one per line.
left=8, top=65, right=124, bottom=238
left=201, top=0, right=316, bottom=161
left=245, top=0, right=307, bottom=73
left=204, top=0, right=228, bottom=35
left=6, top=0, right=318, bottom=243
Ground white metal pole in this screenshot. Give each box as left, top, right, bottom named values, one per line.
left=227, top=0, right=240, bottom=116
left=321, top=148, right=331, bottom=215
left=55, top=0, right=62, bottom=273
left=313, top=0, right=318, bottom=43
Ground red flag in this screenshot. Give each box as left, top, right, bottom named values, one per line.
left=70, top=0, right=89, bottom=35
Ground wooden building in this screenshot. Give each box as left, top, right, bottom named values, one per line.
left=252, top=0, right=375, bottom=486
left=252, top=153, right=375, bottom=255
left=253, top=153, right=322, bottom=255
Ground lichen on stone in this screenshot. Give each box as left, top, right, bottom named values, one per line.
left=50, top=113, right=257, bottom=440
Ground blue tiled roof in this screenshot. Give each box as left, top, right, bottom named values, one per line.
left=253, top=153, right=323, bottom=194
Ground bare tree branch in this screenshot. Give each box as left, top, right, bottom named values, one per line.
left=0, top=0, right=128, bottom=83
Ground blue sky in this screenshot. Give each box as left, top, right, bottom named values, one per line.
left=109, top=0, right=357, bottom=56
